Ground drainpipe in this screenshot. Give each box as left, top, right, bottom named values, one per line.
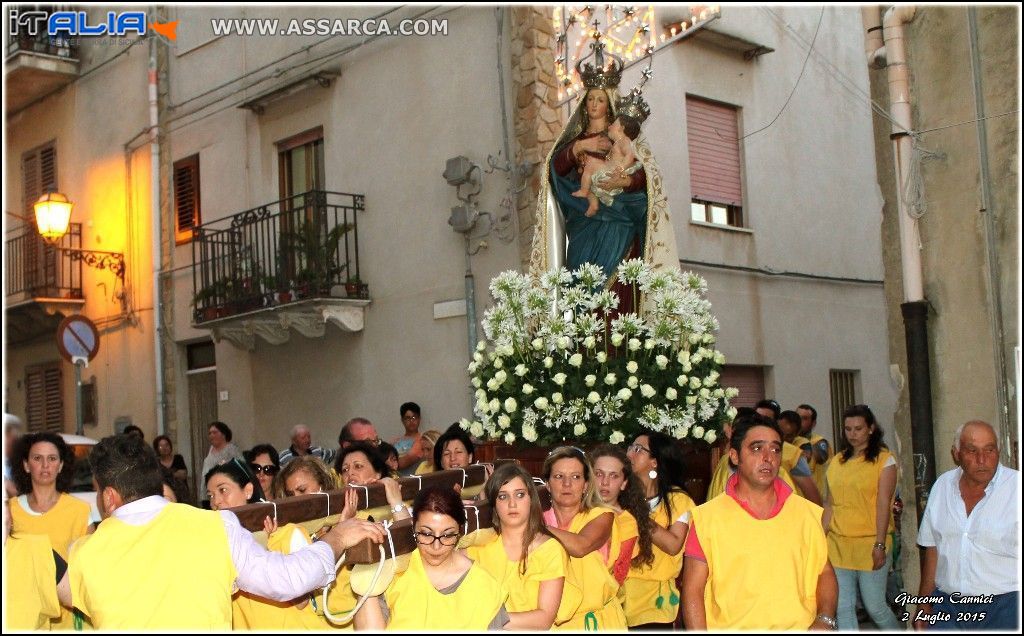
left=967, top=7, right=1013, bottom=465
left=149, top=33, right=166, bottom=436
left=875, top=5, right=936, bottom=526
left=860, top=6, right=886, bottom=69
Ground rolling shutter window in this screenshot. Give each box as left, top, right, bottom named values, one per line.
left=174, top=155, right=201, bottom=244
left=23, top=143, right=58, bottom=217
left=686, top=96, right=742, bottom=206
left=26, top=362, right=63, bottom=433
left=719, top=365, right=765, bottom=408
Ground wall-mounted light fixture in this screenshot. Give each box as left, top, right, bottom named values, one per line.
left=34, top=191, right=126, bottom=283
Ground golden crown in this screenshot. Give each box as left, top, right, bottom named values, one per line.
left=575, top=37, right=624, bottom=90
left=617, top=87, right=651, bottom=124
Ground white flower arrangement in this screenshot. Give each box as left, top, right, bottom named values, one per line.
left=465, top=260, right=735, bottom=446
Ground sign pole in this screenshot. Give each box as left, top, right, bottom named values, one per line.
left=74, top=359, right=85, bottom=436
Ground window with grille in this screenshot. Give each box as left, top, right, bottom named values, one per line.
left=686, top=95, right=744, bottom=227
left=25, top=362, right=63, bottom=433
left=829, top=369, right=859, bottom=444
left=174, top=154, right=201, bottom=244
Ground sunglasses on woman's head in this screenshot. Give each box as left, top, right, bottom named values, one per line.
left=250, top=463, right=280, bottom=476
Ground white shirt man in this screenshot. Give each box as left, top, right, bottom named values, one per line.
left=914, top=420, right=1020, bottom=630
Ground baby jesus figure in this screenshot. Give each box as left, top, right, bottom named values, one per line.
left=571, top=114, right=644, bottom=217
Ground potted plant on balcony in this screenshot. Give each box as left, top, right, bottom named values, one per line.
left=285, top=220, right=352, bottom=299
left=192, top=279, right=225, bottom=322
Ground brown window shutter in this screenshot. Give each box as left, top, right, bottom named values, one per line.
left=22, top=142, right=58, bottom=217
left=173, top=155, right=201, bottom=244
left=26, top=362, right=63, bottom=433
left=719, top=365, right=765, bottom=408
left=40, top=145, right=57, bottom=192
left=686, top=96, right=743, bottom=206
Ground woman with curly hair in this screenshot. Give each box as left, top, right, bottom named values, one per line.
left=625, top=432, right=696, bottom=629
left=10, top=431, right=91, bottom=629
left=589, top=444, right=655, bottom=586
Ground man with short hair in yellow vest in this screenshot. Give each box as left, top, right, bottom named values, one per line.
left=798, top=403, right=833, bottom=496
left=681, top=414, right=839, bottom=630
left=67, top=435, right=385, bottom=629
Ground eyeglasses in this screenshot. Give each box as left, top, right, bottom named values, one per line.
left=402, top=415, right=420, bottom=421
left=413, top=530, right=460, bottom=546
left=250, top=463, right=280, bottom=476
left=628, top=443, right=652, bottom=455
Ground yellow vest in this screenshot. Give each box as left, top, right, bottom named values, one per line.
left=826, top=450, right=895, bottom=570
left=383, top=549, right=505, bottom=630
left=69, top=503, right=237, bottom=629
left=621, top=490, right=694, bottom=626
left=467, top=533, right=575, bottom=624
left=11, top=492, right=91, bottom=629
left=553, top=507, right=627, bottom=631
left=691, top=486, right=827, bottom=629
left=708, top=454, right=798, bottom=500
left=232, top=523, right=331, bottom=630
left=808, top=433, right=832, bottom=498
left=4, top=533, right=61, bottom=630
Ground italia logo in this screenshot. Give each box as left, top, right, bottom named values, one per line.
left=9, top=10, right=178, bottom=41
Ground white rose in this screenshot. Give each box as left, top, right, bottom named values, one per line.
left=611, top=333, right=624, bottom=346
left=682, top=362, right=692, bottom=373
left=552, top=392, right=564, bottom=404
left=702, top=334, right=714, bottom=343
left=714, top=352, right=726, bottom=364
left=475, top=388, right=487, bottom=399
left=472, top=377, right=482, bottom=388
left=522, top=383, right=535, bottom=395
left=504, top=432, right=516, bottom=444
left=467, top=362, right=478, bottom=374
left=543, top=356, right=554, bottom=369
left=486, top=379, right=498, bottom=391
left=584, top=336, right=597, bottom=349
left=534, top=397, right=550, bottom=410
left=532, top=337, right=544, bottom=350
left=704, top=430, right=717, bottom=444
left=691, top=353, right=703, bottom=364
left=489, top=398, right=500, bottom=413
left=476, top=340, right=486, bottom=352
left=470, top=422, right=484, bottom=438
left=557, top=336, right=571, bottom=350
left=665, top=387, right=678, bottom=400
left=493, top=357, right=504, bottom=369
left=628, top=338, right=641, bottom=351
left=692, top=426, right=706, bottom=439
left=677, top=375, right=688, bottom=387
left=497, top=344, right=514, bottom=357
left=640, top=384, right=656, bottom=398
left=617, top=388, right=632, bottom=400
left=656, top=355, right=669, bottom=369
left=473, top=352, right=484, bottom=363
left=626, top=360, right=639, bottom=374
left=727, top=407, right=738, bottom=419
left=515, top=364, right=528, bottom=377
left=713, top=388, right=725, bottom=398
left=644, top=339, right=655, bottom=350
left=573, top=424, right=587, bottom=436
left=627, top=376, right=639, bottom=389
left=688, top=333, right=701, bottom=344
left=522, top=425, right=538, bottom=442
left=726, top=387, right=740, bottom=398
left=569, top=353, right=583, bottom=367
left=689, top=377, right=702, bottom=390
left=686, top=395, right=698, bottom=405
left=477, top=396, right=490, bottom=413
left=677, top=350, right=690, bottom=364
left=596, top=352, right=608, bottom=363
left=699, top=388, right=711, bottom=399
left=585, top=374, right=597, bottom=387
left=587, top=391, right=601, bottom=404
left=605, top=373, right=617, bottom=385
left=553, top=373, right=567, bottom=386
left=494, top=370, right=507, bottom=384
left=609, top=430, right=625, bottom=445
left=497, top=414, right=511, bottom=429
left=504, top=397, right=518, bottom=413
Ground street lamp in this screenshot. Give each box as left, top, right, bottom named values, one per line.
left=33, top=191, right=127, bottom=282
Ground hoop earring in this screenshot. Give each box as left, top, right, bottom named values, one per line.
left=648, top=469, right=657, bottom=480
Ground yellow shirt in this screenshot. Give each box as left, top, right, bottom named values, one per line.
left=690, top=477, right=827, bottom=630
left=11, top=493, right=91, bottom=629
left=826, top=450, right=896, bottom=570
left=621, top=490, right=694, bottom=626
left=4, top=533, right=61, bottom=630
left=467, top=533, right=571, bottom=623
left=708, top=454, right=798, bottom=500
left=69, top=503, right=237, bottom=629
left=414, top=461, right=435, bottom=475
left=552, top=507, right=627, bottom=631
left=383, top=549, right=506, bottom=630
left=232, top=523, right=330, bottom=630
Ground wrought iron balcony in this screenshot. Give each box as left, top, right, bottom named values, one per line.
left=6, top=6, right=80, bottom=112
left=192, top=190, right=366, bottom=326
left=5, top=222, right=83, bottom=302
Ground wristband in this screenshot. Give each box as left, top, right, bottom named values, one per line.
left=815, top=614, right=838, bottom=630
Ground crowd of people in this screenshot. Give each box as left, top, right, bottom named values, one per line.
left=2, top=400, right=1018, bottom=631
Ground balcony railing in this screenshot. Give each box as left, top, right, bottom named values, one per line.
left=5, top=223, right=83, bottom=300
left=192, top=190, right=366, bottom=324
left=6, top=31, right=79, bottom=60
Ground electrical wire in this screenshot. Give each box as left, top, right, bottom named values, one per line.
left=679, top=258, right=884, bottom=286
left=914, top=110, right=1019, bottom=135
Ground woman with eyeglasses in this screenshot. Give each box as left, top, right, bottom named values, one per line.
left=465, top=462, right=571, bottom=629
left=589, top=445, right=655, bottom=589
left=246, top=444, right=281, bottom=498
left=204, top=459, right=343, bottom=629
left=823, top=404, right=901, bottom=631
left=355, top=485, right=508, bottom=630
left=541, top=446, right=627, bottom=631
left=624, top=432, right=696, bottom=629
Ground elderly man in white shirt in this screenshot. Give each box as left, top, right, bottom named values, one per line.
left=913, top=420, right=1019, bottom=630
